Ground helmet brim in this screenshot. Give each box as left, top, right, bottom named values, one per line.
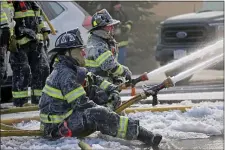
left=88, top=19, right=120, bottom=32
left=107, top=19, right=120, bottom=26
left=49, top=45, right=85, bottom=53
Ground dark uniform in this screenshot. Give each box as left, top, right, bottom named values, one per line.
left=85, top=9, right=132, bottom=85
left=109, top=1, right=133, bottom=65
left=39, top=28, right=162, bottom=147
left=50, top=57, right=122, bottom=111
left=0, top=0, right=14, bottom=86
left=10, top=1, right=50, bottom=107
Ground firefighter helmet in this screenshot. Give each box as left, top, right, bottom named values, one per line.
left=48, top=28, right=85, bottom=67
left=90, top=9, right=120, bottom=31
left=49, top=28, right=84, bottom=54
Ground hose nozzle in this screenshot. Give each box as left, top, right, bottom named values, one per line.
left=162, top=76, right=174, bottom=88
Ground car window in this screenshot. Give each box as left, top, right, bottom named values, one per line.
left=199, top=1, right=224, bottom=12
left=72, top=2, right=90, bottom=16
left=38, top=2, right=65, bottom=20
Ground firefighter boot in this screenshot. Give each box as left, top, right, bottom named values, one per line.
left=13, top=98, right=29, bottom=107
left=137, top=126, right=162, bottom=147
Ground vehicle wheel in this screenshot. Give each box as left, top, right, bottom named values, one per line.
left=1, top=86, right=12, bottom=103
left=165, top=68, right=193, bottom=86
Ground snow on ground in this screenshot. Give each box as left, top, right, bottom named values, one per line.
left=128, top=101, right=223, bottom=140
left=1, top=101, right=223, bottom=150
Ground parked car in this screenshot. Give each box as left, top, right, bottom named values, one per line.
left=155, top=1, right=224, bottom=84
left=1, top=1, right=90, bottom=102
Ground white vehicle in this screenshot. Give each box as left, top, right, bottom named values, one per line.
left=1, top=1, right=90, bottom=102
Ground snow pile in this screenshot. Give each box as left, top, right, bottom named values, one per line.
left=16, top=120, right=40, bottom=130
left=1, top=135, right=135, bottom=150
left=1, top=137, right=81, bottom=150
left=128, top=102, right=223, bottom=139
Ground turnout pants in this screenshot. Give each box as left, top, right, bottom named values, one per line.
left=43, top=106, right=139, bottom=140
left=0, top=28, right=10, bottom=86
left=10, top=41, right=50, bottom=107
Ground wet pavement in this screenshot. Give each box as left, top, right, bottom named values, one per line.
left=98, top=134, right=224, bottom=150
left=122, top=136, right=224, bottom=150
left=158, top=136, right=224, bottom=150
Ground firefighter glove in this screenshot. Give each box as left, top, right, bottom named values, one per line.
left=107, top=91, right=121, bottom=110
left=123, top=66, right=132, bottom=83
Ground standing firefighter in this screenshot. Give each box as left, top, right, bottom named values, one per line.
left=39, top=28, right=162, bottom=147
left=85, top=9, right=132, bottom=85
left=109, top=1, right=133, bottom=65
left=10, top=1, right=50, bottom=107
left=0, top=0, right=15, bottom=86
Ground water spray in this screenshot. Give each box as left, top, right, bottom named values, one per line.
left=118, top=40, right=223, bottom=96
left=118, top=53, right=224, bottom=108
left=147, top=39, right=223, bottom=79
left=171, top=53, right=224, bottom=85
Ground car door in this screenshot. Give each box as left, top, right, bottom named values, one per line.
left=38, top=1, right=66, bottom=51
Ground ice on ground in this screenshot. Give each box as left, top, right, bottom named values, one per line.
left=1, top=101, right=223, bottom=150
left=128, top=101, right=223, bottom=139
left=16, top=120, right=40, bottom=130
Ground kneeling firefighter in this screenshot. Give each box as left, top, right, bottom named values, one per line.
left=39, top=28, right=162, bottom=147
left=10, top=1, right=50, bottom=107
left=85, top=9, right=132, bottom=85
left=48, top=41, right=122, bottom=111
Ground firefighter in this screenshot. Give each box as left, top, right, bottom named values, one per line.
left=10, top=1, right=50, bottom=107
left=0, top=0, right=15, bottom=86
left=85, top=9, right=132, bottom=85
left=48, top=40, right=122, bottom=111
left=109, top=1, right=133, bottom=65
left=39, top=28, right=162, bottom=147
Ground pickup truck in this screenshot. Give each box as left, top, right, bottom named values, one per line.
left=155, top=1, right=224, bottom=84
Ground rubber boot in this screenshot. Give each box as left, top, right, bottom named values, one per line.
left=13, top=98, right=29, bottom=107
left=137, top=126, right=162, bottom=147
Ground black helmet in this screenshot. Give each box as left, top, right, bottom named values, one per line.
left=48, top=28, right=84, bottom=68
left=89, top=9, right=120, bottom=31
left=49, top=28, right=84, bottom=54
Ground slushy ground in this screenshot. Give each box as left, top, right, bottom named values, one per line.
left=1, top=101, right=223, bottom=150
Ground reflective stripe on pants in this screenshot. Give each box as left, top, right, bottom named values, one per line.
left=117, top=116, right=129, bottom=139
left=12, top=91, right=28, bottom=98
left=32, top=89, right=42, bottom=96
